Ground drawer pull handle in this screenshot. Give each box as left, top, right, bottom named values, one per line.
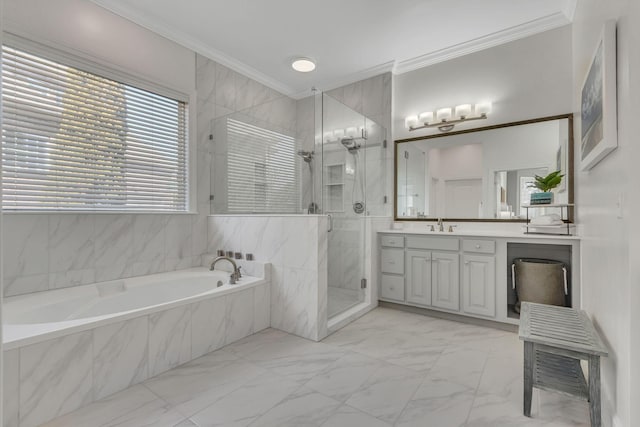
left=475, top=244, right=481, bottom=249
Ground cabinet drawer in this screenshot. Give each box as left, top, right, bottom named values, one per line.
left=381, top=274, right=405, bottom=301
left=381, top=235, right=404, bottom=248
left=462, top=239, right=496, bottom=254
left=406, top=236, right=459, bottom=251
left=381, top=249, right=404, bottom=274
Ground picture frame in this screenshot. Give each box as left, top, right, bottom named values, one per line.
left=580, top=20, right=618, bottom=171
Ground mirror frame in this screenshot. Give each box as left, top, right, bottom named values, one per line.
left=394, top=113, right=574, bottom=222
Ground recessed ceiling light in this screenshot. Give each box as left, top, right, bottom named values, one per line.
left=291, top=57, right=316, bottom=73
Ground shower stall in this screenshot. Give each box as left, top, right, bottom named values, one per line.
left=209, top=89, right=387, bottom=326
left=320, top=94, right=386, bottom=319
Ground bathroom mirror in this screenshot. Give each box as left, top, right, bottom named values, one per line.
left=394, top=114, right=574, bottom=222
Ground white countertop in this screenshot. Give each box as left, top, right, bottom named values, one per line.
left=379, top=228, right=581, bottom=240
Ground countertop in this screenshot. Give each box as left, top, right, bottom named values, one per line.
left=378, top=228, right=581, bottom=240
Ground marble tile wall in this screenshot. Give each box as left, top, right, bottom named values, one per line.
left=195, top=54, right=299, bottom=215
left=2, top=213, right=206, bottom=297
left=208, top=215, right=328, bottom=341
left=325, top=73, right=393, bottom=218
left=2, top=283, right=269, bottom=427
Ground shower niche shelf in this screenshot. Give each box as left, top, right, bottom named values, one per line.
left=325, top=163, right=344, bottom=212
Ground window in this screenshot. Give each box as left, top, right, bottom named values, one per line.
left=226, top=118, right=299, bottom=213
left=2, top=42, right=188, bottom=211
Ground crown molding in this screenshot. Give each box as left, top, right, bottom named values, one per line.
left=90, top=1, right=571, bottom=99
left=562, top=0, right=578, bottom=22
left=393, top=12, right=571, bottom=75
left=89, top=0, right=297, bottom=97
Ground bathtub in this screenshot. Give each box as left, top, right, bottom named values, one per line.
left=2, top=266, right=271, bottom=427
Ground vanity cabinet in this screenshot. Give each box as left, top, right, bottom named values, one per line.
left=406, top=250, right=432, bottom=306
left=380, top=233, right=493, bottom=320
left=378, top=232, right=580, bottom=325
left=431, top=252, right=460, bottom=311
left=462, top=254, right=496, bottom=317
left=405, top=250, right=460, bottom=310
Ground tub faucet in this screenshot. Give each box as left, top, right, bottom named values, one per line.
left=210, top=256, right=241, bottom=284
left=437, top=218, right=444, bottom=232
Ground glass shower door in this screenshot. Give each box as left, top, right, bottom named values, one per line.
left=322, top=93, right=367, bottom=319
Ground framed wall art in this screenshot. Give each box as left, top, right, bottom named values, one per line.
left=580, top=20, right=617, bottom=171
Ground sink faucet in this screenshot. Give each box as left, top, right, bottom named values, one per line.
left=437, top=218, right=444, bottom=232
left=210, top=256, right=242, bottom=284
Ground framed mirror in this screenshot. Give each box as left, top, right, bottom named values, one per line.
left=394, top=114, right=574, bottom=222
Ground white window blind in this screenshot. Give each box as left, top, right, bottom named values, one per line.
left=226, top=118, right=299, bottom=213
left=2, top=44, right=189, bottom=211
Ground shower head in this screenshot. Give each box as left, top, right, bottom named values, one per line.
left=340, top=137, right=361, bottom=153
left=297, top=150, right=314, bottom=163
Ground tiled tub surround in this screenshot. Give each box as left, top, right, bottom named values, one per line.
left=3, top=213, right=209, bottom=298
left=2, top=267, right=271, bottom=427
left=208, top=215, right=329, bottom=341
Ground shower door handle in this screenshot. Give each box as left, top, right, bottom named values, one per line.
left=327, top=214, right=333, bottom=232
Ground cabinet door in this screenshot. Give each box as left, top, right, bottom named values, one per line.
left=406, top=250, right=432, bottom=306
left=431, top=252, right=460, bottom=311
left=462, top=255, right=496, bottom=317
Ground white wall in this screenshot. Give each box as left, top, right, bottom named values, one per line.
left=394, top=26, right=573, bottom=141
left=572, top=2, right=640, bottom=426
left=3, top=0, right=194, bottom=95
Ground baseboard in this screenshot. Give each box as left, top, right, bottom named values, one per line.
left=379, top=301, right=518, bottom=333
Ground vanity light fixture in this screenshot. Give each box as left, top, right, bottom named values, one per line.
left=405, top=102, right=492, bottom=132
left=291, top=57, right=316, bottom=72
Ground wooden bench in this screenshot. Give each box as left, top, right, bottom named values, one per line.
left=518, top=302, right=608, bottom=427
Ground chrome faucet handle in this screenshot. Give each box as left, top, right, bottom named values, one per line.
left=429, top=225, right=435, bottom=232
left=448, top=225, right=458, bottom=232
left=229, top=273, right=236, bottom=285
left=236, top=266, right=242, bottom=278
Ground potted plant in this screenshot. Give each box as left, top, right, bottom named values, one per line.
left=529, top=170, right=564, bottom=205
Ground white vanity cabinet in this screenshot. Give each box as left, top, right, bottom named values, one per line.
left=406, top=250, right=432, bottom=306
left=380, top=235, right=405, bottom=302
left=378, top=231, right=581, bottom=325
left=406, top=250, right=460, bottom=310
left=380, top=233, right=493, bottom=320
left=461, top=239, right=496, bottom=317
left=432, top=252, right=460, bottom=311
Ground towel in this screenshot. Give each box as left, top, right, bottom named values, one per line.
left=530, top=213, right=563, bottom=226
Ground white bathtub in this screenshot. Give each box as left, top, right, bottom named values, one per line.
left=2, top=266, right=271, bottom=427
left=3, top=267, right=266, bottom=349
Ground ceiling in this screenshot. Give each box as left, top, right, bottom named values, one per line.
left=90, top=0, right=576, bottom=99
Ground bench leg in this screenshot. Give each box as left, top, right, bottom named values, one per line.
left=524, top=341, right=534, bottom=417
left=589, top=355, right=601, bottom=427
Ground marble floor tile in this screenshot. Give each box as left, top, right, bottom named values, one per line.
left=41, top=385, right=183, bottom=427
left=345, top=363, right=423, bottom=423
left=144, top=350, right=266, bottom=417
left=466, top=392, right=545, bottom=427
left=304, top=352, right=382, bottom=402
left=189, top=371, right=300, bottom=426
left=41, top=308, right=591, bottom=427
left=395, top=390, right=476, bottom=427
left=428, top=346, right=489, bottom=389
left=319, top=404, right=391, bottom=427
left=248, top=387, right=341, bottom=427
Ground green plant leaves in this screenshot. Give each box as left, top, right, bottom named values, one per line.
left=530, top=170, right=565, bottom=192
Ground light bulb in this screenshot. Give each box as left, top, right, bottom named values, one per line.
left=418, top=112, right=433, bottom=124
left=455, top=104, right=472, bottom=118
left=475, top=102, right=492, bottom=116
left=436, top=108, right=452, bottom=121
left=405, top=116, right=419, bottom=129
